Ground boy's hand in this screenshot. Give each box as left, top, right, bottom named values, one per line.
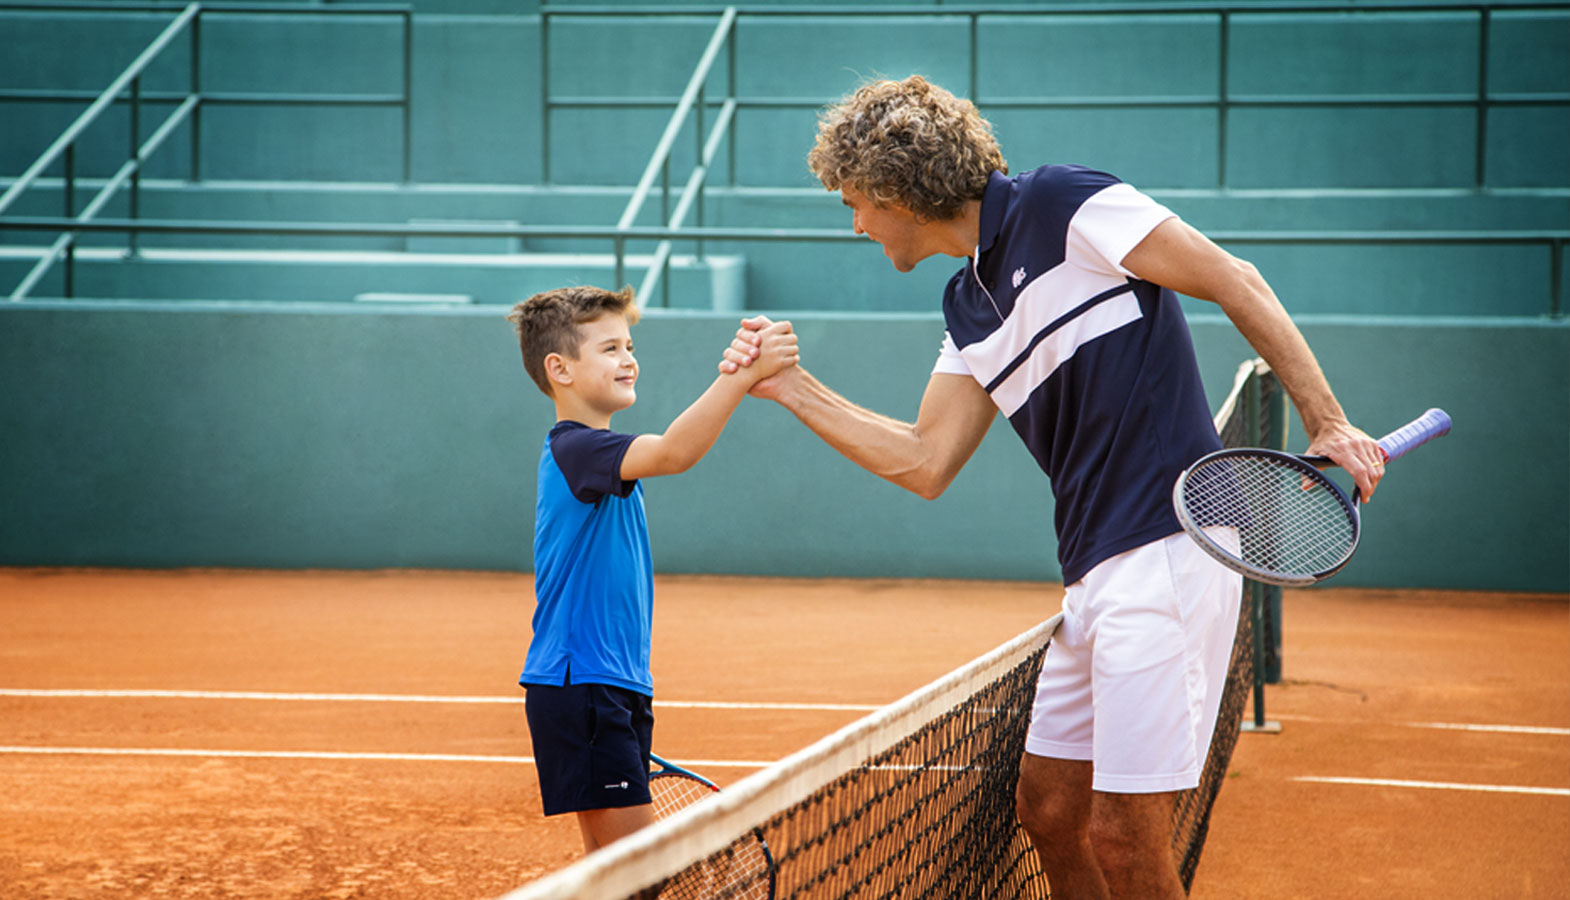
left=719, top=315, right=773, bottom=374
left=739, top=320, right=799, bottom=384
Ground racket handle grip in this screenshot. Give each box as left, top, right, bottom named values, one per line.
left=1378, top=408, right=1451, bottom=462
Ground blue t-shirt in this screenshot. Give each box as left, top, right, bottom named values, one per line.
left=935, top=166, right=1222, bottom=585
left=520, top=420, right=654, bottom=695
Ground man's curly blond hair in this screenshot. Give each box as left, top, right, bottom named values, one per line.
left=807, top=75, right=1006, bottom=222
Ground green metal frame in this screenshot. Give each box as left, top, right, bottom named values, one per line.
left=4, top=216, right=1564, bottom=313
left=540, top=2, right=1570, bottom=191
left=0, top=0, right=414, bottom=299
left=535, top=1, right=1568, bottom=309
left=3, top=1, right=1566, bottom=310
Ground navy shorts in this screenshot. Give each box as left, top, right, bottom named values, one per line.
left=524, top=681, right=654, bottom=816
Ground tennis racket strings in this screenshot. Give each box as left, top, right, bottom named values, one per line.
left=648, top=761, right=774, bottom=900
left=1182, top=453, right=1358, bottom=580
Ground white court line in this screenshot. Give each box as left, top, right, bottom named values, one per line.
left=0, top=745, right=535, bottom=764
left=1272, top=713, right=1570, bottom=737
left=1, top=747, right=1564, bottom=795
left=0, top=746, right=775, bottom=768
left=1295, top=776, right=1570, bottom=797
left=0, top=689, right=879, bottom=713
left=10, top=690, right=1565, bottom=734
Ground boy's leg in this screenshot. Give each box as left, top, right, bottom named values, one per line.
left=525, top=681, right=658, bottom=854
left=577, top=804, right=659, bottom=853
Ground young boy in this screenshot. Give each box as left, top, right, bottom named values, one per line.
left=505, top=285, right=797, bottom=855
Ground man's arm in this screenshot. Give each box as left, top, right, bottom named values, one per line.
left=1120, top=216, right=1387, bottom=497
left=621, top=322, right=797, bottom=480
left=744, top=361, right=997, bottom=501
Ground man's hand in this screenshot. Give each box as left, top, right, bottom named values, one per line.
left=1305, top=420, right=1386, bottom=501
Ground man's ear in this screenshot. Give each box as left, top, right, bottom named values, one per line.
left=544, top=352, right=571, bottom=387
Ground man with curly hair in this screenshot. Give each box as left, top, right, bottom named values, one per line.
left=723, top=75, right=1388, bottom=898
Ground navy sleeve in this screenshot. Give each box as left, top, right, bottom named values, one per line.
left=549, top=423, right=640, bottom=503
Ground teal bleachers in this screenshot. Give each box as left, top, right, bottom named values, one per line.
left=1, top=1, right=1566, bottom=590
left=2, top=3, right=1565, bottom=313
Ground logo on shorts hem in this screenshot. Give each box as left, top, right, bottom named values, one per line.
left=604, top=781, right=629, bottom=790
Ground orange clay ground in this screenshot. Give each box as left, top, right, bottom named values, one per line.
left=1, top=568, right=1565, bottom=899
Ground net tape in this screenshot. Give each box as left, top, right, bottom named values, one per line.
left=502, top=359, right=1278, bottom=900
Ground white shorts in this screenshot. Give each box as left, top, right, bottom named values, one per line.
left=1026, top=529, right=1243, bottom=793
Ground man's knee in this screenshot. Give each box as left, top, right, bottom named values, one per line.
left=1014, top=755, right=1092, bottom=844
left=1087, top=791, right=1179, bottom=876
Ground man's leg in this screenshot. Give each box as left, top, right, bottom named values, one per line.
left=1016, top=753, right=1107, bottom=900
left=1017, top=753, right=1185, bottom=900
left=1089, top=790, right=1184, bottom=900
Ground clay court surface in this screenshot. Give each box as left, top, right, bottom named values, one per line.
left=1, top=567, right=1565, bottom=899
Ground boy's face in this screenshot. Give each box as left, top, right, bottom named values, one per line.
left=557, top=313, right=638, bottom=414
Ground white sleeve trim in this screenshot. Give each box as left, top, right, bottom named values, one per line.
left=932, top=331, right=972, bottom=376
left=1066, top=182, right=1177, bottom=278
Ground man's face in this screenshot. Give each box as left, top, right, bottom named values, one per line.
left=841, top=186, right=934, bottom=273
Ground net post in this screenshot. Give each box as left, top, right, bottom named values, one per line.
left=1239, top=362, right=1281, bottom=734
left=1240, top=576, right=1281, bottom=734
left=1262, top=368, right=1288, bottom=684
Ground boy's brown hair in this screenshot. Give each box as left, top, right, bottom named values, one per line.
left=807, top=75, right=1006, bottom=222
left=506, top=285, right=640, bottom=397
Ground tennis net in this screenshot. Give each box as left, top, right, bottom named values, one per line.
left=500, top=360, right=1281, bottom=900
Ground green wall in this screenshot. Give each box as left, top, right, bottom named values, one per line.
left=2, top=302, right=1564, bottom=592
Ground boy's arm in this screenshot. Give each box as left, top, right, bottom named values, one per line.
left=619, top=323, right=797, bottom=480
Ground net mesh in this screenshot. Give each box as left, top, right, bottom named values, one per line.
left=502, top=360, right=1282, bottom=900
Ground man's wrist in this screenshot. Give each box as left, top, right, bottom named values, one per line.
left=767, top=365, right=808, bottom=407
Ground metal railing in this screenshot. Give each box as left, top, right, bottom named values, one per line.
left=3, top=216, right=1565, bottom=316
left=541, top=2, right=1570, bottom=190
left=536, top=1, right=1570, bottom=306
left=0, top=1, right=413, bottom=299
left=3, top=1, right=1565, bottom=313
left=607, top=6, right=737, bottom=308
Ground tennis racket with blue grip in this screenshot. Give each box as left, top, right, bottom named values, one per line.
left=647, top=753, right=776, bottom=900
left=1173, top=408, right=1451, bottom=587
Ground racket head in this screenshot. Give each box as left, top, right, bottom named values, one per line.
left=1173, top=448, right=1361, bottom=587
left=647, top=755, right=776, bottom=900
left=648, top=757, right=724, bottom=821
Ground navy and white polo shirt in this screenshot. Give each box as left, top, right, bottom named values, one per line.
left=520, top=420, right=654, bottom=696
left=936, top=166, right=1221, bottom=584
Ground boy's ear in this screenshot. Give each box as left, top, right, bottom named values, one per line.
left=543, top=352, right=572, bottom=387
